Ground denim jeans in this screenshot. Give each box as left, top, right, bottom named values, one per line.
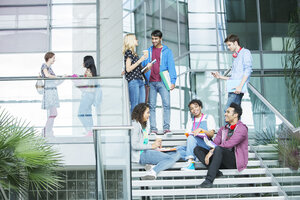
left=78, top=92, right=95, bottom=132
left=224, top=92, right=244, bottom=112
left=185, top=135, right=210, bottom=159
left=139, top=150, right=181, bottom=173
left=149, top=81, right=170, bottom=131
left=128, top=79, right=145, bottom=113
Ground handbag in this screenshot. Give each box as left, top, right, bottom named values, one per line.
left=35, top=74, right=44, bottom=94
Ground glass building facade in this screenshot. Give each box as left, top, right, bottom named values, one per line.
left=0, top=0, right=299, bottom=199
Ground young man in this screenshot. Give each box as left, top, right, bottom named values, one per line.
left=212, top=34, right=252, bottom=111
left=194, top=103, right=248, bottom=188
left=142, top=30, right=177, bottom=135
left=181, top=99, right=216, bottom=171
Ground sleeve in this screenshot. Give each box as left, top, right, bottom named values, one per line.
left=185, top=117, right=193, bottom=133
left=213, top=128, right=223, bottom=145
left=167, top=49, right=177, bottom=84
left=124, top=50, right=134, bottom=61
left=131, top=121, right=152, bottom=151
left=207, top=115, right=216, bottom=131
left=243, top=50, right=253, bottom=77
left=219, top=125, right=248, bottom=149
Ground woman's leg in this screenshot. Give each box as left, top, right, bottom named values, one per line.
left=140, top=150, right=180, bottom=174
left=78, top=93, right=94, bottom=132
left=138, top=79, right=145, bottom=104
left=128, top=79, right=139, bottom=113
left=45, top=106, right=57, bottom=137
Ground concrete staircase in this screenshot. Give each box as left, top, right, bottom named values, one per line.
left=131, top=130, right=300, bottom=200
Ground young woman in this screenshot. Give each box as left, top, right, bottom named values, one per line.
left=131, top=103, right=181, bottom=180
left=123, top=34, right=148, bottom=113
left=77, top=56, right=101, bottom=136
left=180, top=99, right=216, bottom=171
left=41, top=52, right=62, bottom=137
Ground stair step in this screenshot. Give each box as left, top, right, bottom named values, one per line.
left=132, top=177, right=273, bottom=187
left=132, top=186, right=280, bottom=196
left=178, top=197, right=285, bottom=200
left=132, top=160, right=278, bottom=171
left=132, top=168, right=267, bottom=178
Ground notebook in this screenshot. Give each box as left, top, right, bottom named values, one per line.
left=227, top=79, right=247, bottom=93
left=160, top=70, right=172, bottom=90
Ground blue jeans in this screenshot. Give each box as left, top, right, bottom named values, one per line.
left=139, top=150, right=180, bottom=173
left=149, top=81, right=170, bottom=131
left=185, top=136, right=210, bottom=159
left=78, top=92, right=95, bottom=132
left=225, top=92, right=244, bottom=112
left=128, top=79, right=145, bottom=113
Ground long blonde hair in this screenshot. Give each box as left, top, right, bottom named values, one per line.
left=122, top=33, right=137, bottom=56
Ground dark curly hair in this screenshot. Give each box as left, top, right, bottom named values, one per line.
left=131, top=103, right=149, bottom=128
left=229, top=102, right=243, bottom=119
left=188, top=99, right=203, bottom=109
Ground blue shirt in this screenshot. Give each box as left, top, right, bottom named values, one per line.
left=229, top=48, right=253, bottom=92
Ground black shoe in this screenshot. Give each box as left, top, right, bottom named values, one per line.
left=199, top=180, right=213, bottom=188
left=216, top=170, right=223, bottom=178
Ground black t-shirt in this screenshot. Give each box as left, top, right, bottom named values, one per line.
left=124, top=50, right=144, bottom=82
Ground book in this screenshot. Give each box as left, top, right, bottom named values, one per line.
left=184, top=132, right=206, bottom=138
left=160, top=70, right=172, bottom=90
left=227, top=79, right=247, bottom=93
left=204, top=137, right=217, bottom=149
left=157, top=147, right=177, bottom=152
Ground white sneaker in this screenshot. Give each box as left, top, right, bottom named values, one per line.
left=141, top=169, right=157, bottom=180
left=144, top=164, right=155, bottom=171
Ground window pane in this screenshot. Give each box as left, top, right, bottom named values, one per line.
left=224, top=0, right=259, bottom=50
left=0, top=30, right=48, bottom=53
left=260, top=0, right=299, bottom=51
left=0, top=0, right=47, bottom=5
left=52, top=5, right=96, bottom=27
left=52, top=29, right=96, bottom=51
left=0, top=6, right=48, bottom=29
left=0, top=53, right=44, bottom=76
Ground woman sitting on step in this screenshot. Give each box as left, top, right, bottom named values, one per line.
left=131, top=103, right=181, bottom=180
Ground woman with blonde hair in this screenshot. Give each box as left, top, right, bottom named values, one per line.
left=123, top=33, right=148, bottom=113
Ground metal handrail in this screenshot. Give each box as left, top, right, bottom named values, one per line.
left=248, top=82, right=297, bottom=133
left=0, top=76, right=122, bottom=81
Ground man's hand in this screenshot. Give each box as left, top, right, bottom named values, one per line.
left=205, top=149, right=214, bottom=165
left=211, top=72, right=220, bottom=79
left=234, top=85, right=242, bottom=94
left=170, top=84, right=175, bottom=90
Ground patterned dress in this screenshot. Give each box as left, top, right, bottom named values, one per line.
left=41, top=63, right=60, bottom=109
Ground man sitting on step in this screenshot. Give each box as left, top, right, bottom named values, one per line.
left=194, top=103, right=248, bottom=188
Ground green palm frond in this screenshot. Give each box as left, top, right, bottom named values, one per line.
left=0, top=107, right=64, bottom=199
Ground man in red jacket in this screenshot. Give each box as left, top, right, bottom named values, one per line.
left=194, top=103, right=248, bottom=188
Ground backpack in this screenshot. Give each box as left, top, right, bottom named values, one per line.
left=35, top=74, right=44, bottom=94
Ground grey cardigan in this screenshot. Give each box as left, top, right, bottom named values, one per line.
left=131, top=120, right=152, bottom=163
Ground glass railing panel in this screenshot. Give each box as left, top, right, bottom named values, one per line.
left=0, top=77, right=129, bottom=137
left=261, top=77, right=299, bottom=127
left=94, top=128, right=131, bottom=200
left=191, top=71, right=225, bottom=127
left=246, top=84, right=300, bottom=198
left=190, top=52, right=218, bottom=70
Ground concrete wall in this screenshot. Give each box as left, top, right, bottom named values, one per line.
left=99, top=0, right=123, bottom=77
